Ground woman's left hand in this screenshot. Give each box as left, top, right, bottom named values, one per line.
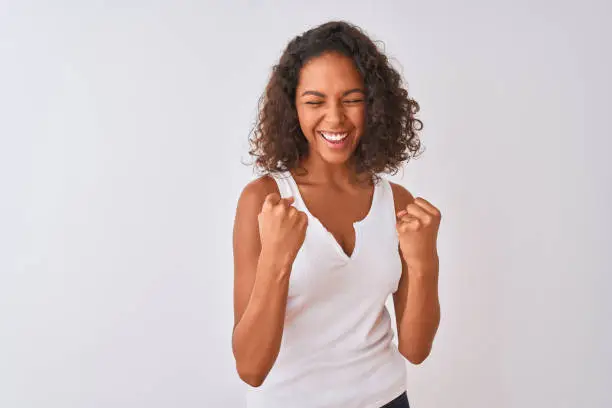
left=396, top=197, right=441, bottom=271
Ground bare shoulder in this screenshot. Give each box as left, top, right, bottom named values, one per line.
left=236, top=174, right=280, bottom=214
left=389, top=181, right=415, bottom=213
left=233, top=174, right=280, bottom=242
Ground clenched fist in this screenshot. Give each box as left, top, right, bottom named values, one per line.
left=396, top=197, right=441, bottom=271
left=258, top=193, right=308, bottom=270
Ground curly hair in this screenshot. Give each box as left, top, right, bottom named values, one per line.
left=248, top=20, right=423, bottom=178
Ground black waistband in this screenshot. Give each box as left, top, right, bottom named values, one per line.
left=380, top=391, right=410, bottom=408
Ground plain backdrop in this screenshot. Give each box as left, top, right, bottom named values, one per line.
left=1, top=1, right=611, bottom=407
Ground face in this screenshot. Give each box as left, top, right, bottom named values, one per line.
left=295, top=51, right=366, bottom=166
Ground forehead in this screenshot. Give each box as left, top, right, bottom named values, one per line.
left=296, top=52, right=363, bottom=93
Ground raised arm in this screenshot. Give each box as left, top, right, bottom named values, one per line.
left=390, top=182, right=441, bottom=365
left=232, top=176, right=307, bottom=386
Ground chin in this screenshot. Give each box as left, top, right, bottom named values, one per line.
left=316, top=147, right=357, bottom=166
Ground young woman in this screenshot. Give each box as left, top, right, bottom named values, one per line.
left=232, top=21, right=441, bottom=408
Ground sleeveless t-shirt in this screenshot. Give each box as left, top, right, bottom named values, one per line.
left=245, top=171, right=407, bottom=408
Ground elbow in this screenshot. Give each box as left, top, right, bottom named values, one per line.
left=232, top=339, right=275, bottom=387
left=408, top=352, right=429, bottom=365
left=232, top=339, right=266, bottom=387
left=399, top=344, right=431, bottom=365
left=235, top=362, right=269, bottom=387
left=238, top=370, right=266, bottom=388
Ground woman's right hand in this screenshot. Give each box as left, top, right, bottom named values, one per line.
left=258, top=193, right=308, bottom=271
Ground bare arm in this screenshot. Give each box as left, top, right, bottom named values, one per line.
left=390, top=182, right=441, bottom=364
left=231, top=177, right=296, bottom=387
left=393, top=252, right=440, bottom=364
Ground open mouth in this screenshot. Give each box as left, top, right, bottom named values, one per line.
left=318, top=130, right=350, bottom=147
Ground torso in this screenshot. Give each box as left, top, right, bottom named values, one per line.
left=246, top=170, right=409, bottom=408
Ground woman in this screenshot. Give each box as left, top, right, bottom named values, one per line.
left=232, top=21, right=441, bottom=408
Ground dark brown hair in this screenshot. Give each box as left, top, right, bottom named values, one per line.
left=248, top=20, right=423, bottom=177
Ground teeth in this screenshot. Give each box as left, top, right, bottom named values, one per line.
left=321, top=132, right=348, bottom=141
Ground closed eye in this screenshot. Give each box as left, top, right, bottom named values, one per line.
left=305, top=101, right=323, bottom=105
left=344, top=99, right=364, bottom=103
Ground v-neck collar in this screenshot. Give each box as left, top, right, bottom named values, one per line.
left=286, top=171, right=379, bottom=262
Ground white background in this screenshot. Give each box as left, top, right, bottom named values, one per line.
left=1, top=1, right=610, bottom=407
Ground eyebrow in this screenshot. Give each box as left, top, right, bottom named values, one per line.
left=300, top=88, right=365, bottom=97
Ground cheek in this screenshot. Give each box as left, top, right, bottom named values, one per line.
left=348, top=106, right=366, bottom=130
left=297, top=109, right=319, bottom=138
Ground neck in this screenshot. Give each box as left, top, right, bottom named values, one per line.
left=295, top=154, right=370, bottom=186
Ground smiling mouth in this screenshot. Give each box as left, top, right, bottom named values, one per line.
left=318, top=131, right=349, bottom=142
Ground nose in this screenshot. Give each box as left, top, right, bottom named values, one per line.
left=325, top=101, right=345, bottom=126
